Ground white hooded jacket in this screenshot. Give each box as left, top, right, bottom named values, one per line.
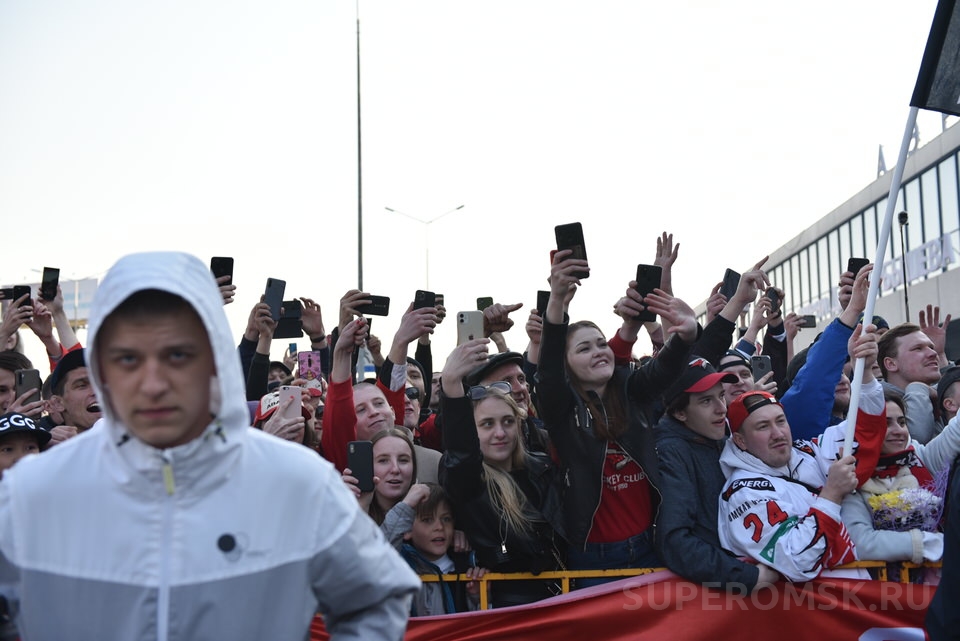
left=0, top=252, right=419, bottom=641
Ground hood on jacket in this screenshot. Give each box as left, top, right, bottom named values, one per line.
left=86, top=252, right=250, bottom=446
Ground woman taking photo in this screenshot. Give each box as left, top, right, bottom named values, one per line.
left=439, top=338, right=565, bottom=608
left=536, top=249, right=698, bottom=586
left=343, top=427, right=430, bottom=547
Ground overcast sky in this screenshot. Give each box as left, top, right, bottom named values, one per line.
left=0, top=0, right=950, bottom=368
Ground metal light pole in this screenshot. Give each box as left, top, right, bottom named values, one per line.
left=898, top=211, right=910, bottom=321
left=385, top=204, right=465, bottom=288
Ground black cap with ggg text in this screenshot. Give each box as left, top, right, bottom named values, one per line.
left=0, top=412, right=52, bottom=447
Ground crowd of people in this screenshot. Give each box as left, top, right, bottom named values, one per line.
left=0, top=231, right=957, bottom=638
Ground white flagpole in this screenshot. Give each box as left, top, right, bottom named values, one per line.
left=843, top=106, right=920, bottom=455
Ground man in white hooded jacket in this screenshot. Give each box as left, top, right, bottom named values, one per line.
left=0, top=251, right=419, bottom=641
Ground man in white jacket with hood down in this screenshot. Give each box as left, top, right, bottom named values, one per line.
left=0, top=251, right=419, bottom=641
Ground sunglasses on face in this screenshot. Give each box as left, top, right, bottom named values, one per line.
left=405, top=387, right=421, bottom=401
left=466, top=381, right=511, bottom=401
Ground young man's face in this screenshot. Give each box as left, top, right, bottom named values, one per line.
left=406, top=502, right=454, bottom=562
left=719, top=357, right=752, bottom=401
left=732, top=403, right=793, bottom=468
left=673, top=383, right=727, bottom=440
left=97, top=306, right=216, bottom=449
left=0, top=432, right=41, bottom=478
left=52, top=367, right=101, bottom=430
left=884, top=331, right=940, bottom=385
left=406, top=363, right=425, bottom=398
left=353, top=384, right=395, bottom=440
left=403, top=384, right=421, bottom=430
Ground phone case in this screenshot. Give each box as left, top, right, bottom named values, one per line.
left=210, top=257, right=234, bottom=284
left=347, top=441, right=374, bottom=493
left=457, top=311, right=484, bottom=345
left=634, top=264, right=662, bottom=322
left=40, top=267, right=59, bottom=301
left=476, top=297, right=493, bottom=311
left=536, top=290, right=550, bottom=314
left=356, top=295, right=390, bottom=316
left=414, top=290, right=436, bottom=310
left=15, top=369, right=41, bottom=401
left=751, top=356, right=772, bottom=381
left=720, top=269, right=740, bottom=300
left=298, top=351, right=323, bottom=383
left=279, top=386, right=300, bottom=420
left=554, top=222, right=589, bottom=279
left=847, top=258, right=869, bottom=276
left=263, top=278, right=286, bottom=321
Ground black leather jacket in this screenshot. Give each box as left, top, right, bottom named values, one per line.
left=534, top=316, right=692, bottom=549
left=439, top=394, right=566, bottom=575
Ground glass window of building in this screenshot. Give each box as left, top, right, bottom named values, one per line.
left=850, top=212, right=865, bottom=260
left=905, top=178, right=922, bottom=252
left=838, top=223, right=851, bottom=266
left=798, top=247, right=810, bottom=306
left=921, top=166, right=941, bottom=248
left=940, top=155, right=959, bottom=246
left=817, top=236, right=830, bottom=301
left=864, top=205, right=878, bottom=264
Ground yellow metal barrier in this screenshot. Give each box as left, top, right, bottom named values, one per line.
left=418, top=561, right=943, bottom=610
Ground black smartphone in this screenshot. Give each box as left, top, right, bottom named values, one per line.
left=751, top=355, right=772, bottom=382
left=263, top=278, right=286, bottom=321
left=356, top=295, right=390, bottom=317
left=765, top=288, right=781, bottom=315
left=0, top=288, right=14, bottom=301
left=634, top=264, right=662, bottom=322
left=210, top=256, right=234, bottom=285
left=554, top=222, right=589, bottom=279
left=846, top=257, right=869, bottom=277
left=274, top=300, right=304, bottom=339
left=719, top=269, right=740, bottom=300
left=799, top=315, right=818, bottom=328
left=12, top=285, right=31, bottom=306
left=414, top=290, right=436, bottom=310
left=476, top=296, right=493, bottom=311
left=40, top=267, right=60, bottom=301
left=536, top=290, right=550, bottom=314
left=347, top=441, right=374, bottom=493
left=364, top=317, right=373, bottom=335
left=14, top=369, right=42, bottom=402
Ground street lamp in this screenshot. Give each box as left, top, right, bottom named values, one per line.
left=385, top=204, right=465, bottom=288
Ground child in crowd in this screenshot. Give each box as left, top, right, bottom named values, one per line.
left=399, top=483, right=487, bottom=616
left=0, top=412, right=50, bottom=478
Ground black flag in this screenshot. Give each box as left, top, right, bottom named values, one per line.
left=912, top=0, right=960, bottom=116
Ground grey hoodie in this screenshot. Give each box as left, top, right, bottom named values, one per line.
left=0, top=251, right=419, bottom=641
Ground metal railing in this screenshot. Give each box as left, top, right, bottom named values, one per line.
left=418, top=561, right=943, bottom=610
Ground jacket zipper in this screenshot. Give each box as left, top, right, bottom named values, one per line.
left=158, top=454, right=176, bottom=641
left=582, top=402, right=605, bottom=551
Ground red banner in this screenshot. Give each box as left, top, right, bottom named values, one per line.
left=311, top=570, right=935, bottom=641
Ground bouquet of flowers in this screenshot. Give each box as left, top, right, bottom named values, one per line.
left=868, top=487, right=943, bottom=532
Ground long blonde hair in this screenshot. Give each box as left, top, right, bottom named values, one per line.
left=473, top=389, right=532, bottom=535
